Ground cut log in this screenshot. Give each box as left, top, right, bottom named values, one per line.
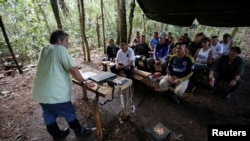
left=132, top=69, right=152, bottom=78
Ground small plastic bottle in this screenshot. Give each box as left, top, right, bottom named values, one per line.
left=120, top=94, right=124, bottom=108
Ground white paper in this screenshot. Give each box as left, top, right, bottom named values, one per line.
left=80, top=71, right=97, bottom=80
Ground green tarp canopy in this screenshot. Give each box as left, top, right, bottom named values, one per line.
left=137, top=0, right=250, bottom=27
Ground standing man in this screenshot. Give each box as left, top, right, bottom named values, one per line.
left=31, top=29, right=94, bottom=141
left=159, top=42, right=194, bottom=104
left=209, top=46, right=244, bottom=99
left=110, top=40, right=135, bottom=79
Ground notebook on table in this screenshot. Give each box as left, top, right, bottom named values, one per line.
left=89, top=72, right=117, bottom=83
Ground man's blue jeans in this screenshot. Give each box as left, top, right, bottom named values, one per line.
left=40, top=101, right=76, bottom=125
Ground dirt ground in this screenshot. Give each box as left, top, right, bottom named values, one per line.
left=1, top=52, right=250, bottom=141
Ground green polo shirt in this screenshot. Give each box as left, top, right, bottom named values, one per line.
left=31, top=44, right=76, bottom=104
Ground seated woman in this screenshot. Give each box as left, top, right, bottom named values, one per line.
left=186, top=37, right=213, bottom=92
left=159, top=42, right=194, bottom=104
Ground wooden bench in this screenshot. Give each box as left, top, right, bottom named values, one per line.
left=101, top=61, right=152, bottom=77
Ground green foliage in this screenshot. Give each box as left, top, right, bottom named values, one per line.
left=0, top=0, right=249, bottom=65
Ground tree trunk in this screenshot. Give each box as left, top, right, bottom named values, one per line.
left=128, top=0, right=135, bottom=41
left=100, top=0, right=106, bottom=54
left=142, top=14, right=146, bottom=35
left=231, top=27, right=239, bottom=38
left=36, top=0, right=51, bottom=34
left=127, top=0, right=135, bottom=43
left=118, top=0, right=127, bottom=43
left=96, top=16, right=101, bottom=49
left=78, top=0, right=86, bottom=61
left=0, top=16, right=23, bottom=74
left=50, top=0, right=63, bottom=29
left=115, top=0, right=120, bottom=44
left=79, top=0, right=91, bottom=62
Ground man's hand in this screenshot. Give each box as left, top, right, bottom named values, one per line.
left=155, top=59, right=161, bottom=64
left=173, top=79, right=180, bottom=84
left=167, top=76, right=175, bottom=83
left=229, top=79, right=237, bottom=87
left=116, top=64, right=124, bottom=69
left=87, top=81, right=95, bottom=87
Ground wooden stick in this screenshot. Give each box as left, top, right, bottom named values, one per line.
left=93, top=98, right=103, bottom=141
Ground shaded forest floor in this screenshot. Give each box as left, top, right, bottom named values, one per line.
left=0, top=51, right=250, bottom=141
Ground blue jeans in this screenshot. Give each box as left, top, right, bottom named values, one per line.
left=40, top=101, right=76, bottom=125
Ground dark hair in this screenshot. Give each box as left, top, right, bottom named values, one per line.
left=211, top=35, right=218, bottom=39
left=120, top=40, right=127, bottom=44
left=231, top=46, right=241, bottom=54
left=223, top=33, right=230, bottom=38
left=201, top=37, right=210, bottom=42
left=50, top=29, right=68, bottom=44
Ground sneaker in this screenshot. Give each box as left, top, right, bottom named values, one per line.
left=74, top=127, right=92, bottom=136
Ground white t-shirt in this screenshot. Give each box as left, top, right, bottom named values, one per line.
left=195, top=48, right=211, bottom=63
left=221, top=41, right=232, bottom=55
left=211, top=43, right=223, bottom=59
left=116, top=47, right=135, bottom=66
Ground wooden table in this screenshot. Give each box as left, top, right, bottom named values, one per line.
left=72, top=76, right=132, bottom=141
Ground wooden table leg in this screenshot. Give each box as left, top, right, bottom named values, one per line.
left=102, top=64, right=107, bottom=71
left=93, top=98, right=103, bottom=141
left=82, top=86, right=88, bottom=101
left=123, top=87, right=130, bottom=117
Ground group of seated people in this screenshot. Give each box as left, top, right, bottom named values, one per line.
left=102, top=31, right=245, bottom=104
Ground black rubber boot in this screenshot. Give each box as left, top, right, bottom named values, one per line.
left=46, top=122, right=70, bottom=141
left=164, top=90, right=180, bottom=104
left=68, top=119, right=92, bottom=136
left=169, top=92, right=180, bottom=104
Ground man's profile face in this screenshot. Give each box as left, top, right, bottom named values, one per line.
left=58, top=37, right=69, bottom=48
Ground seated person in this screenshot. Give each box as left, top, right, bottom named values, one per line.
left=134, top=35, right=149, bottom=70
left=130, top=31, right=140, bottom=49
left=186, top=37, right=213, bottom=92
left=220, top=33, right=233, bottom=55
left=159, top=42, right=194, bottom=104
left=187, top=33, right=202, bottom=57
left=210, top=35, right=223, bottom=62
left=110, top=40, right=135, bottom=79
left=209, top=46, right=244, bottom=99
left=148, top=31, right=159, bottom=51
left=147, top=32, right=170, bottom=75
left=104, top=38, right=119, bottom=61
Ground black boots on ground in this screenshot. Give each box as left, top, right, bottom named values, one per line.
left=46, top=122, right=70, bottom=141
left=164, top=90, right=180, bottom=104
left=68, top=119, right=92, bottom=136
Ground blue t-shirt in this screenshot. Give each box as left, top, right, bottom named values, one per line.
left=168, top=54, right=194, bottom=78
